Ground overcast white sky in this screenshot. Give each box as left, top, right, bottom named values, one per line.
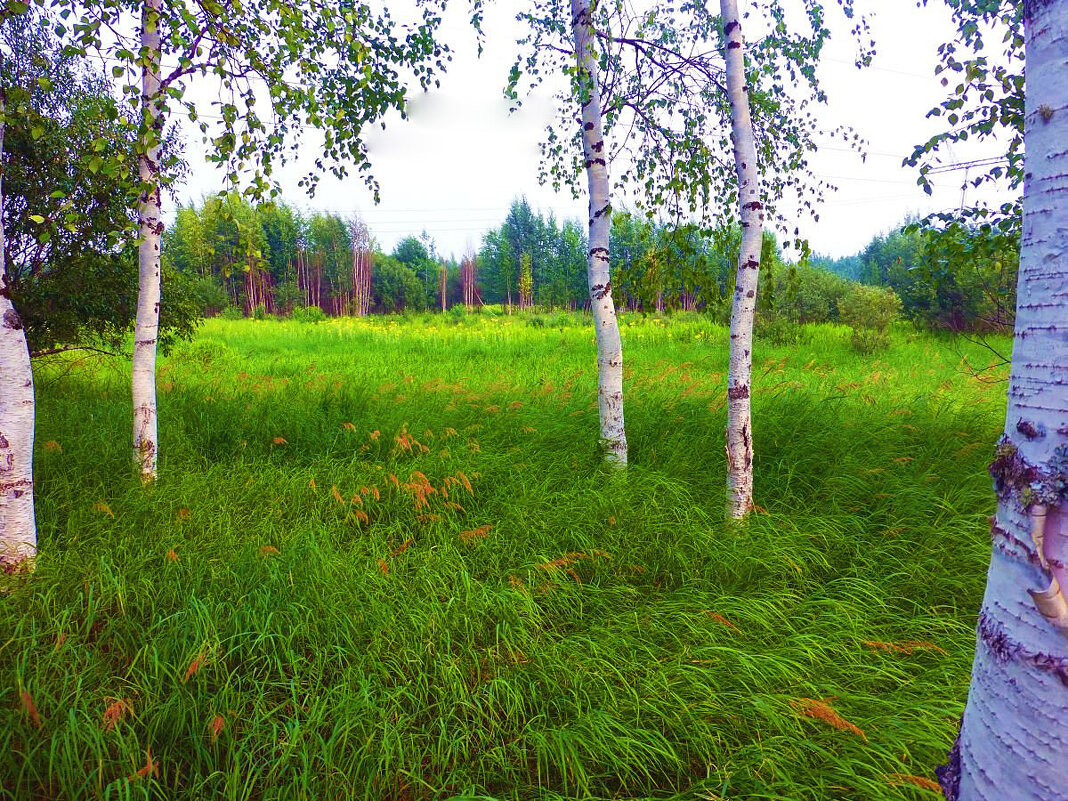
left=177, top=1, right=1015, bottom=261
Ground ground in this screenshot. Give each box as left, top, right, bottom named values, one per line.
left=0, top=312, right=1007, bottom=799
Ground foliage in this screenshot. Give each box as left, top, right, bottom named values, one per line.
left=510, top=0, right=872, bottom=232
left=291, top=305, right=327, bottom=324
left=1, top=314, right=1006, bottom=798
left=860, top=223, right=1017, bottom=332
left=372, top=255, right=426, bottom=313
left=909, top=0, right=1023, bottom=229
left=164, top=196, right=372, bottom=315
left=393, top=234, right=440, bottom=309
left=1, top=11, right=199, bottom=354
left=46, top=0, right=455, bottom=204
left=838, top=285, right=903, bottom=354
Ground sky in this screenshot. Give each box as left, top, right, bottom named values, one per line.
left=176, top=1, right=1016, bottom=262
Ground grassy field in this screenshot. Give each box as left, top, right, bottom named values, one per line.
left=0, top=312, right=1009, bottom=799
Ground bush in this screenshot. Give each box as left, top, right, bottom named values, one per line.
left=292, top=306, right=327, bottom=324
left=186, top=275, right=229, bottom=317
left=526, top=315, right=546, bottom=328
left=220, top=306, right=244, bottom=320
left=252, top=303, right=268, bottom=321
left=756, top=313, right=810, bottom=347
left=837, top=285, right=902, bottom=353
left=372, top=256, right=426, bottom=313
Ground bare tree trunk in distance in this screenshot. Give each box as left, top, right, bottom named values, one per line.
left=131, top=0, right=164, bottom=482
left=571, top=0, right=627, bottom=465
left=721, top=0, right=763, bottom=517
left=0, top=94, right=36, bottom=572
left=939, top=3, right=1068, bottom=798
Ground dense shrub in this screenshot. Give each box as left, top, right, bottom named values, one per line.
left=291, top=305, right=327, bottom=324
left=373, top=255, right=427, bottom=313
left=837, top=285, right=902, bottom=354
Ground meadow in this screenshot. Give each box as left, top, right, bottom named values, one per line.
left=0, top=311, right=1009, bottom=800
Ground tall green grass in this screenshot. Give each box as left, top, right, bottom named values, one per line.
left=1, top=313, right=1007, bottom=799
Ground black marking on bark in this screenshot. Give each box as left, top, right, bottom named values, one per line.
left=1016, top=418, right=1045, bottom=440
left=0, top=433, right=7, bottom=449
left=589, top=247, right=609, bottom=258
left=2, top=309, right=22, bottom=330
left=977, top=610, right=1068, bottom=685
left=728, top=384, right=749, bottom=401
left=727, top=41, right=741, bottom=49
left=591, top=282, right=612, bottom=300
left=724, top=20, right=740, bottom=35
left=584, top=122, right=594, bottom=131
left=935, top=723, right=962, bottom=801
left=743, top=201, right=764, bottom=212
left=745, top=290, right=754, bottom=298
left=745, top=258, right=760, bottom=270
left=592, top=140, right=604, bottom=153
left=991, top=521, right=1043, bottom=566
left=593, top=203, right=611, bottom=219
left=1024, top=0, right=1056, bottom=22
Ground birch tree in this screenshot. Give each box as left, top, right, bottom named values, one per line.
left=0, top=88, right=35, bottom=573
left=937, top=1, right=1068, bottom=797
left=720, top=0, right=762, bottom=518
left=571, top=0, right=626, bottom=462
left=53, top=0, right=454, bottom=481
left=511, top=0, right=870, bottom=468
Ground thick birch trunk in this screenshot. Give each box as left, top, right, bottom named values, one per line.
left=0, top=99, right=37, bottom=572
left=721, top=0, right=763, bottom=518
left=941, top=3, right=1068, bottom=798
left=571, top=0, right=627, bottom=465
left=132, top=0, right=163, bottom=483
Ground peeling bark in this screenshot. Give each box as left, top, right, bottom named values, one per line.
left=571, top=0, right=627, bottom=465
left=132, top=0, right=163, bottom=483
left=948, top=4, right=1068, bottom=798
left=0, top=93, right=37, bottom=570
left=721, top=0, right=763, bottom=518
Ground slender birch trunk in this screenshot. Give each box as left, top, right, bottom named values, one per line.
left=939, top=3, right=1068, bottom=798
left=132, top=0, right=164, bottom=482
left=721, top=0, right=763, bottom=518
left=571, top=0, right=627, bottom=465
left=0, top=95, right=36, bottom=572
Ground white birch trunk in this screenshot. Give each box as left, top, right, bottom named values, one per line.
left=721, top=0, right=763, bottom=518
left=942, top=3, right=1068, bottom=798
left=0, top=97, right=37, bottom=571
left=571, top=0, right=627, bottom=465
left=132, top=0, right=163, bottom=483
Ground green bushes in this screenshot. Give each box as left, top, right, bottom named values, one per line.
left=837, top=285, right=903, bottom=354
left=372, top=255, right=427, bottom=313
left=291, top=305, right=327, bottom=324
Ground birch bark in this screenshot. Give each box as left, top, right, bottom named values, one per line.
left=941, top=2, right=1068, bottom=798
left=0, top=95, right=37, bottom=571
left=131, top=0, right=164, bottom=482
left=721, top=0, right=763, bottom=518
left=571, top=0, right=627, bottom=465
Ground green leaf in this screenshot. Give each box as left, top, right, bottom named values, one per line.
left=29, top=214, right=46, bottom=224
left=30, top=126, right=45, bottom=140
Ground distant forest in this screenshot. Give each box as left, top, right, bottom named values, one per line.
left=164, top=195, right=1019, bottom=334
